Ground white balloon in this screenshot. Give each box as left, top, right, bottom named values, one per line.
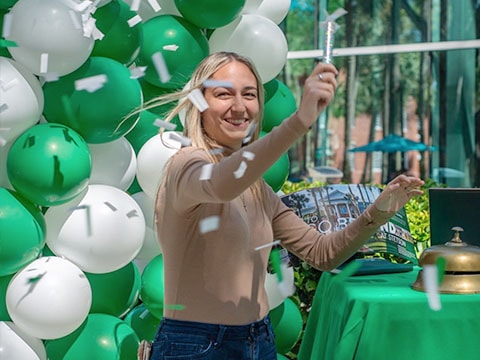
left=5, top=0, right=94, bottom=76
left=131, top=191, right=162, bottom=262
left=241, top=0, right=263, bottom=13
left=255, top=0, right=291, bottom=24
left=44, top=184, right=146, bottom=273
left=209, top=14, right=288, bottom=83
left=136, top=131, right=181, bottom=199
left=0, top=57, right=43, bottom=143
left=6, top=256, right=92, bottom=340
left=0, top=321, right=47, bottom=360
left=264, top=264, right=295, bottom=310
left=88, top=137, right=137, bottom=191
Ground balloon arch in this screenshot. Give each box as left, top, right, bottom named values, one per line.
left=0, top=0, right=303, bottom=357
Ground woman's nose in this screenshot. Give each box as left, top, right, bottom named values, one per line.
left=231, top=95, right=246, bottom=112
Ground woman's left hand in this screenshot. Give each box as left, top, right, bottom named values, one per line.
left=374, top=174, right=425, bottom=213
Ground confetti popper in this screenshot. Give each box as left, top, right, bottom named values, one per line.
left=320, top=8, right=348, bottom=64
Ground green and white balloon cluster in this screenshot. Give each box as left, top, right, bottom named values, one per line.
left=0, top=0, right=302, bottom=358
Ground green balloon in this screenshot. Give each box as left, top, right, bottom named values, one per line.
left=123, top=303, right=160, bottom=342
left=0, top=188, right=46, bottom=276
left=260, top=132, right=290, bottom=192
left=0, top=0, right=17, bottom=10
left=140, top=254, right=164, bottom=319
left=43, top=56, right=143, bottom=144
left=91, top=0, right=143, bottom=66
left=136, top=15, right=209, bottom=89
left=262, top=79, right=297, bottom=133
left=45, top=313, right=139, bottom=360
left=7, top=123, right=91, bottom=206
left=269, top=298, right=303, bottom=355
left=0, top=273, right=14, bottom=321
left=86, top=261, right=141, bottom=318
left=174, top=0, right=246, bottom=29
left=125, top=110, right=160, bottom=155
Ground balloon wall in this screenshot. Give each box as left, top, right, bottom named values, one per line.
left=0, top=0, right=297, bottom=357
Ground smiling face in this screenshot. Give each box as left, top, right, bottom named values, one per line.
left=201, top=61, right=260, bottom=150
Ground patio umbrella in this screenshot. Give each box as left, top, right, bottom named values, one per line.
left=349, top=134, right=435, bottom=153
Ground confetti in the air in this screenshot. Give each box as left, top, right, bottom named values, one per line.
left=199, top=216, right=220, bottom=234
left=147, top=0, right=161, bottom=12
left=0, top=103, right=8, bottom=114
left=42, top=72, right=60, bottom=83
left=254, top=240, right=281, bottom=251
left=152, top=52, right=171, bottom=83
left=130, top=0, right=141, bottom=11
left=242, top=151, right=255, bottom=161
left=209, top=148, right=224, bottom=156
left=129, top=65, right=147, bottom=79
left=422, top=264, right=441, bottom=311
left=2, top=13, right=12, bottom=38
left=39, top=53, right=49, bottom=74
left=203, top=80, right=233, bottom=88
left=127, top=14, right=142, bottom=27
left=167, top=132, right=191, bottom=147
left=75, top=74, right=108, bottom=93
left=242, top=122, right=257, bottom=144
left=0, top=78, right=18, bottom=91
left=163, top=44, right=179, bottom=51
left=153, top=119, right=177, bottom=131
left=233, top=161, right=248, bottom=179
left=199, top=163, right=214, bottom=181
left=188, top=88, right=209, bottom=112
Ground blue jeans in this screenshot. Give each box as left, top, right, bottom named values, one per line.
left=150, top=316, right=277, bottom=360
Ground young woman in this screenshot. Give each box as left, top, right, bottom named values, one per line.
left=147, top=52, right=424, bottom=359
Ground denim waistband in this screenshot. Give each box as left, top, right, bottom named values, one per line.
left=159, top=316, right=272, bottom=341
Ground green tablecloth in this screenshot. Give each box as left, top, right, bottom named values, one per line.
left=298, top=268, right=480, bottom=360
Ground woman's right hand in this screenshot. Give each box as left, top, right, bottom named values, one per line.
left=296, top=63, right=338, bottom=129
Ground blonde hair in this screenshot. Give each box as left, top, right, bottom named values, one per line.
left=143, top=52, right=269, bottom=203
left=141, top=51, right=265, bottom=163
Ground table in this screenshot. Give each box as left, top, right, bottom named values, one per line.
left=298, top=268, right=480, bottom=360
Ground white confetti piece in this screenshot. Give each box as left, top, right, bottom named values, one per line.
left=203, top=80, right=233, bottom=88
left=147, top=0, right=161, bottom=12
left=163, top=44, right=179, bottom=51
left=233, top=161, right=248, bottom=179
left=127, top=14, right=142, bottom=27
left=2, top=13, right=12, bottom=38
left=153, top=119, right=177, bottom=131
left=167, top=132, right=191, bottom=147
left=199, top=216, right=220, bottom=234
left=242, top=151, right=255, bottom=161
left=75, top=74, right=108, bottom=93
left=199, top=163, right=213, bottom=181
left=0, top=103, right=8, bottom=113
left=41, top=72, right=60, bottom=83
left=242, top=122, right=257, bottom=144
left=422, top=264, right=441, bottom=311
left=0, top=78, right=18, bottom=91
left=130, top=0, right=141, bottom=11
left=152, top=52, right=171, bottom=83
left=91, top=26, right=104, bottom=40
left=209, top=148, right=224, bottom=156
left=0, top=136, right=6, bottom=147
left=129, top=65, right=147, bottom=79
left=82, top=14, right=97, bottom=37
left=254, top=240, right=281, bottom=251
left=188, top=88, right=209, bottom=112
left=40, top=53, right=49, bottom=74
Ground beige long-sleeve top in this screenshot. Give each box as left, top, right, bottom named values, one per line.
left=155, top=113, right=393, bottom=325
